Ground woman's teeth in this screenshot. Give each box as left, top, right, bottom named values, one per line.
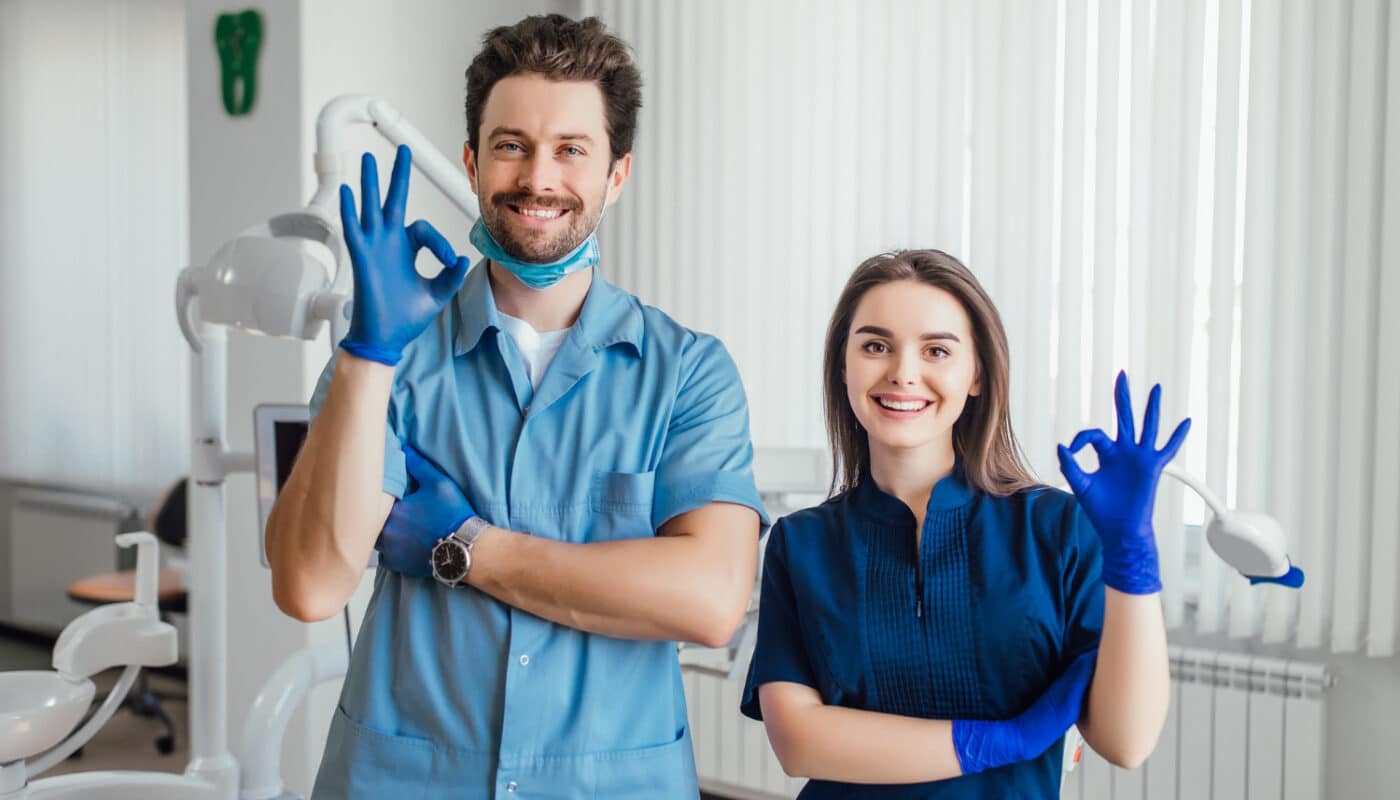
left=876, top=398, right=930, bottom=411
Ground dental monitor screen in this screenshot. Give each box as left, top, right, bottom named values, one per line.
left=254, top=404, right=310, bottom=568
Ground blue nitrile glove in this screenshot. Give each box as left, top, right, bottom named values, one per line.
left=1057, top=372, right=1191, bottom=595
left=952, top=649, right=1098, bottom=774
left=339, top=145, right=471, bottom=366
left=375, top=445, right=477, bottom=579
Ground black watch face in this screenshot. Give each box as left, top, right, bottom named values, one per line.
left=433, top=541, right=467, bottom=580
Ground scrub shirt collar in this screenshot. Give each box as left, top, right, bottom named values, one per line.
left=454, top=261, right=644, bottom=358
left=853, top=458, right=976, bottom=526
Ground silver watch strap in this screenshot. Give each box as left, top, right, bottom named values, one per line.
left=453, top=516, right=489, bottom=549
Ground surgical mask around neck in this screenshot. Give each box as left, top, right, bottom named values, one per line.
left=471, top=182, right=612, bottom=291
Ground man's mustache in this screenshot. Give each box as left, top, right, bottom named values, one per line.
left=491, top=191, right=581, bottom=212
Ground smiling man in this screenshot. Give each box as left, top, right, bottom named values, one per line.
left=263, top=14, right=768, bottom=799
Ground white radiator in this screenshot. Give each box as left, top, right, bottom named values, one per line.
left=683, top=643, right=805, bottom=800
left=684, top=645, right=1331, bottom=800
left=1063, top=646, right=1330, bottom=800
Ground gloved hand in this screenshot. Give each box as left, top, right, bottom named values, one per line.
left=952, top=649, right=1098, bottom=774
left=1057, top=371, right=1191, bottom=595
left=376, top=445, right=477, bottom=579
left=339, top=145, right=471, bottom=366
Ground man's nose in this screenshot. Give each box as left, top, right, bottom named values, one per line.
left=518, top=153, right=561, bottom=196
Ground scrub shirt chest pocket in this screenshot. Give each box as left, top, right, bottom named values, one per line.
left=588, top=469, right=658, bottom=541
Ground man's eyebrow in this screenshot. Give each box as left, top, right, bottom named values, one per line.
left=487, top=127, right=596, bottom=145
left=487, top=126, right=530, bottom=140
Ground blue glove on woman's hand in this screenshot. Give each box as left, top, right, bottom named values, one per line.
left=1057, top=371, right=1191, bottom=595
left=376, top=445, right=477, bottom=579
left=339, top=145, right=471, bottom=366
left=952, top=649, right=1098, bottom=774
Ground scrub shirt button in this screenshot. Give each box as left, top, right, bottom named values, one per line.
left=519, top=654, right=530, bottom=666
left=523, top=405, right=531, bottom=415
left=506, top=781, right=518, bottom=793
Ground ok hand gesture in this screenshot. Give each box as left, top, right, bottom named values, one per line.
left=338, top=145, right=471, bottom=366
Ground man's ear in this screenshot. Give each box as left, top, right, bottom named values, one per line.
left=605, top=153, right=633, bottom=206
left=463, top=142, right=479, bottom=195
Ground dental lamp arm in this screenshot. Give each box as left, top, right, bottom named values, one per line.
left=310, top=95, right=477, bottom=218
left=309, top=95, right=478, bottom=294
left=1162, top=464, right=1227, bottom=518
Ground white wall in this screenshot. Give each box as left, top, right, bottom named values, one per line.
left=0, top=0, right=189, bottom=496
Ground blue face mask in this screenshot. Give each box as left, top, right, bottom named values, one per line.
left=468, top=220, right=599, bottom=290
left=469, top=183, right=611, bottom=290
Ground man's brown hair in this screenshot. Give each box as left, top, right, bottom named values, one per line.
left=465, top=14, right=643, bottom=164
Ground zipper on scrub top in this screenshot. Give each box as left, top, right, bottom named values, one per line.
left=915, top=520, right=925, bottom=618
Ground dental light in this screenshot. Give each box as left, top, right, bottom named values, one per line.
left=1163, top=464, right=1305, bottom=588
left=176, top=95, right=479, bottom=352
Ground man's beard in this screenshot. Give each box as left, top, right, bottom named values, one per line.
left=481, top=190, right=601, bottom=263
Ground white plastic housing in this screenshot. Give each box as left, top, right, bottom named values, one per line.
left=50, top=533, right=178, bottom=680
left=1205, top=510, right=1291, bottom=580
left=177, top=210, right=341, bottom=351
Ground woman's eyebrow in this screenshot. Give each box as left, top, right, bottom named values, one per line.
left=854, top=325, right=961, bottom=342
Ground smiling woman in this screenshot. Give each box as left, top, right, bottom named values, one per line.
left=739, top=248, right=1181, bottom=798
left=823, top=250, right=1036, bottom=501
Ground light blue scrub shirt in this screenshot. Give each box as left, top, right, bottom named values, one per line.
left=307, top=263, right=769, bottom=799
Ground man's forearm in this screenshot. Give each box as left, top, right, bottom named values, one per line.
left=465, top=505, right=758, bottom=646
left=1078, top=588, right=1170, bottom=768
left=266, top=354, right=396, bottom=621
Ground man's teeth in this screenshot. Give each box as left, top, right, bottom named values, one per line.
left=877, top=398, right=930, bottom=411
left=518, top=207, right=563, bottom=219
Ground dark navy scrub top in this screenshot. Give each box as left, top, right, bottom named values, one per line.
left=741, top=468, right=1104, bottom=799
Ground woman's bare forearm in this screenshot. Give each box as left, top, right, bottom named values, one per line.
left=759, top=682, right=962, bottom=783
left=1078, top=588, right=1170, bottom=768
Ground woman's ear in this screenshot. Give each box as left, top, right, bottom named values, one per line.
left=969, top=365, right=982, bottom=397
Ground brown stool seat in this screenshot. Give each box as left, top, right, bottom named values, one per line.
left=67, top=568, right=187, bottom=615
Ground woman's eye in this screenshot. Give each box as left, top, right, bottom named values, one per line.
left=927, top=346, right=949, bottom=359
left=862, top=341, right=888, bottom=354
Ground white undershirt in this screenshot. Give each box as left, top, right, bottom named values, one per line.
left=497, top=312, right=571, bottom=390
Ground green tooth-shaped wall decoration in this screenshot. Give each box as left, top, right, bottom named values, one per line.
left=215, top=9, right=263, bottom=116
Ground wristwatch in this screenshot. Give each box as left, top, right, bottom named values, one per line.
left=431, top=517, right=489, bottom=588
